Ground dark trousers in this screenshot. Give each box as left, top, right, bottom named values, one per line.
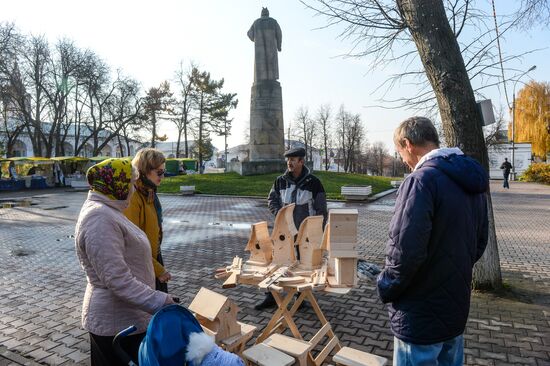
left=503, top=173, right=510, bottom=188
left=90, top=332, right=145, bottom=366
left=156, top=251, right=168, bottom=293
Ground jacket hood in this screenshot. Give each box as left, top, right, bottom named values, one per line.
left=418, top=148, right=488, bottom=194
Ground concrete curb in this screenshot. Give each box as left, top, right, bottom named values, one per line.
left=367, top=188, right=398, bottom=202
left=159, top=188, right=399, bottom=203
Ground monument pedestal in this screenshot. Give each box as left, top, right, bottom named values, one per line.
left=228, top=160, right=286, bottom=176
left=249, top=80, right=284, bottom=163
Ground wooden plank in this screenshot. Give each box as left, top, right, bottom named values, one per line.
left=221, top=321, right=256, bottom=348
left=314, top=335, right=340, bottom=365
left=332, top=346, right=388, bottom=366
left=309, top=322, right=332, bottom=347
left=258, top=266, right=289, bottom=290
left=222, top=271, right=238, bottom=288
left=329, top=249, right=358, bottom=258
left=296, top=283, right=313, bottom=291
left=328, top=242, right=357, bottom=251
left=242, top=344, right=295, bottom=366
left=324, top=286, right=352, bottom=295
left=312, top=263, right=327, bottom=286
left=277, top=276, right=306, bottom=285
left=335, top=258, right=357, bottom=286
left=264, top=334, right=313, bottom=357
left=329, top=209, right=359, bottom=216
left=327, top=276, right=351, bottom=288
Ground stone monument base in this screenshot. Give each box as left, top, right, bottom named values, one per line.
left=227, top=160, right=286, bottom=176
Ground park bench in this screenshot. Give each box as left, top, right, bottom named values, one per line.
left=341, top=185, right=372, bottom=201
left=391, top=180, right=402, bottom=188
left=180, top=185, right=195, bottom=195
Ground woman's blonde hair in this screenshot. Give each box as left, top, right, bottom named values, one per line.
left=132, top=148, right=166, bottom=176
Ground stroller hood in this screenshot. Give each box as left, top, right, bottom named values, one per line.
left=139, top=304, right=213, bottom=366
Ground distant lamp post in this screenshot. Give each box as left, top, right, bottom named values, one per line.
left=511, top=65, right=536, bottom=181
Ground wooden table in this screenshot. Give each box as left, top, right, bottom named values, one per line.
left=255, top=287, right=342, bottom=366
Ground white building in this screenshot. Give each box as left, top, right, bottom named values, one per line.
left=487, top=142, right=532, bottom=180
left=1, top=123, right=141, bottom=158
left=484, top=127, right=533, bottom=179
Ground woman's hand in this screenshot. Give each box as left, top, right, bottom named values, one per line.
left=163, top=295, right=176, bottom=305
left=158, top=271, right=172, bottom=283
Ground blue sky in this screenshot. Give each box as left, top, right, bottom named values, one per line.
left=2, top=0, right=549, bottom=152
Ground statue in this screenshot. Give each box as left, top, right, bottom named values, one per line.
left=247, top=8, right=282, bottom=81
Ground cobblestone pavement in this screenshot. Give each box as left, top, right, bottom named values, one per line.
left=0, top=181, right=549, bottom=365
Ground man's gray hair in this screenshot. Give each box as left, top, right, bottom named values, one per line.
left=394, top=116, right=440, bottom=147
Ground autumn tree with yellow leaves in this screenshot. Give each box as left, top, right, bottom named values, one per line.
left=510, top=81, right=550, bottom=159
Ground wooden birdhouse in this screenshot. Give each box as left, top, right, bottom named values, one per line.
left=295, top=215, right=324, bottom=269
left=245, top=221, right=273, bottom=264
left=327, top=209, right=358, bottom=252
left=326, top=209, right=359, bottom=285
left=189, top=287, right=241, bottom=342
left=271, top=204, right=298, bottom=265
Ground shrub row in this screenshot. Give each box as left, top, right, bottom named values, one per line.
left=520, top=163, right=550, bottom=185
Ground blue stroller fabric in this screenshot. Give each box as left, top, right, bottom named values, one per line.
left=139, top=304, right=205, bottom=366
left=138, top=304, right=244, bottom=366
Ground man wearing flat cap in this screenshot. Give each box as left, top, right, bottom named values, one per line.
left=255, top=146, right=328, bottom=310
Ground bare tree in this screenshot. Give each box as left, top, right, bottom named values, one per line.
left=172, top=61, right=196, bottom=158
left=0, top=23, right=25, bottom=157
left=484, top=105, right=507, bottom=152
left=514, top=0, right=550, bottom=28
left=335, top=105, right=364, bottom=172
left=305, top=0, right=502, bottom=289
left=365, top=141, right=388, bottom=175
left=16, top=35, right=51, bottom=156
left=316, top=104, right=332, bottom=170
left=108, top=74, right=144, bottom=156
left=293, top=106, right=317, bottom=162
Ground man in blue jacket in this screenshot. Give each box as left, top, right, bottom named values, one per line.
left=377, top=117, right=488, bottom=365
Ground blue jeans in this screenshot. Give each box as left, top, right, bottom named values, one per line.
left=393, top=335, right=464, bottom=366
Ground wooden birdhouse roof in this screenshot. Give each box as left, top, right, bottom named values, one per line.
left=189, top=287, right=231, bottom=321
left=245, top=221, right=272, bottom=251
left=296, top=215, right=323, bottom=246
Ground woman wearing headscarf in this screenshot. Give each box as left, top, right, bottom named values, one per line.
left=124, top=148, right=171, bottom=292
left=75, top=158, right=174, bottom=365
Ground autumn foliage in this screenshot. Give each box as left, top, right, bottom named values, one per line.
left=509, top=81, right=550, bottom=159
left=520, top=163, right=550, bottom=185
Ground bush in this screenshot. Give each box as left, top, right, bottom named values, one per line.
left=519, top=163, right=550, bottom=185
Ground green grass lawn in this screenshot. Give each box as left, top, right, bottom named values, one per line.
left=159, top=171, right=395, bottom=200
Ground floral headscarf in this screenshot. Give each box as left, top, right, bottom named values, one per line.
left=86, top=158, right=133, bottom=200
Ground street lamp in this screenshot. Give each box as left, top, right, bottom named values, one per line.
left=511, top=65, right=536, bottom=180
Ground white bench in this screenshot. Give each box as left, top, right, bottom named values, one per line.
left=180, top=185, right=195, bottom=195
left=341, top=186, right=372, bottom=201
left=333, top=346, right=388, bottom=366
left=390, top=180, right=403, bottom=188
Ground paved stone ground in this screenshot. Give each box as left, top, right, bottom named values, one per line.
left=0, top=181, right=549, bottom=365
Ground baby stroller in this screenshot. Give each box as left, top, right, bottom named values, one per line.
left=113, top=304, right=244, bottom=366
